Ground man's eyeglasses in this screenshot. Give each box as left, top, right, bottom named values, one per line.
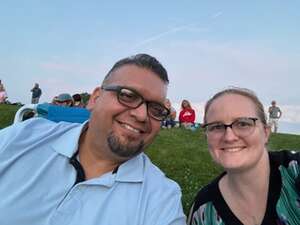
left=202, top=117, right=258, bottom=138
left=101, top=85, right=170, bottom=121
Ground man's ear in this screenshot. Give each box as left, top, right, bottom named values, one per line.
left=86, top=87, right=101, bottom=111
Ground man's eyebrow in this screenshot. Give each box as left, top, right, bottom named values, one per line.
left=116, top=84, right=166, bottom=104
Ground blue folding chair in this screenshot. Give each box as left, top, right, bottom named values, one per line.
left=14, top=103, right=90, bottom=124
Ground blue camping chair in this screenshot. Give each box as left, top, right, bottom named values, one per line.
left=14, top=103, right=90, bottom=124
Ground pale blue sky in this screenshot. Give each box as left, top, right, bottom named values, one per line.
left=1, top=1, right=300, bottom=111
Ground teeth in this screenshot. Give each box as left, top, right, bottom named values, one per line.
left=123, top=124, right=140, bottom=133
left=224, top=147, right=242, bottom=152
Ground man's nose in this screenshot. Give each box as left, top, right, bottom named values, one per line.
left=129, top=102, right=148, bottom=121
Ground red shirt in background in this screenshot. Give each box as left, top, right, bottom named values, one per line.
left=179, top=108, right=195, bottom=124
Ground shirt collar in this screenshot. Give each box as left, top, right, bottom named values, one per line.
left=84, top=153, right=145, bottom=188
left=114, top=153, right=144, bottom=182
left=51, top=121, right=145, bottom=183
left=50, top=121, right=89, bottom=158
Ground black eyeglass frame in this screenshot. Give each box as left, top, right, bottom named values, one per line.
left=101, top=85, right=170, bottom=121
left=202, top=117, right=259, bottom=136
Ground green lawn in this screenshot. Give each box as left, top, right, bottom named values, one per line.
left=0, top=104, right=21, bottom=128
left=1, top=104, right=300, bottom=213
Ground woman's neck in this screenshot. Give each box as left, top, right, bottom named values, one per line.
left=219, top=150, right=270, bottom=225
left=229, top=160, right=269, bottom=194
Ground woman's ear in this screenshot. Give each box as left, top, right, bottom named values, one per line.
left=263, top=124, right=271, bottom=145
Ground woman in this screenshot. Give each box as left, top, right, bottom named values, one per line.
left=0, top=84, right=7, bottom=103
left=188, top=87, right=300, bottom=225
left=179, top=99, right=195, bottom=129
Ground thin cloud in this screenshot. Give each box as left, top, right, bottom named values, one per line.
left=133, top=12, right=222, bottom=49
left=133, top=24, right=201, bottom=48
left=211, top=11, right=223, bottom=19
left=280, top=105, right=300, bottom=123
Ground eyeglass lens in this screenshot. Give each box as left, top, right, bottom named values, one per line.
left=103, top=86, right=169, bottom=121
left=205, top=118, right=257, bottom=137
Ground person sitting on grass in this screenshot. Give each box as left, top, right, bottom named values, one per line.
left=179, top=99, right=195, bottom=129
left=53, top=93, right=74, bottom=106
left=161, top=98, right=176, bottom=129
left=72, top=93, right=85, bottom=108
left=188, top=87, right=300, bottom=225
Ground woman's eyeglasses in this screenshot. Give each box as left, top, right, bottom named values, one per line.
left=202, top=117, right=258, bottom=138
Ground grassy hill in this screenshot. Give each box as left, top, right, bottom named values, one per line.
left=0, top=104, right=21, bottom=128
left=1, top=104, right=300, bottom=213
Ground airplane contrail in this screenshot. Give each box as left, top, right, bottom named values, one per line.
left=133, top=12, right=223, bottom=49
left=133, top=24, right=196, bottom=48
left=212, top=11, right=223, bottom=19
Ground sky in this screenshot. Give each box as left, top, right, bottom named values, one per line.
left=1, top=1, right=300, bottom=129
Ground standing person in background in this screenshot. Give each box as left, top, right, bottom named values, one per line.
left=162, top=98, right=177, bottom=128
left=0, top=83, right=8, bottom=103
left=31, top=83, right=42, bottom=104
left=268, top=100, right=282, bottom=133
left=179, top=99, right=195, bottom=129
left=0, top=80, right=5, bottom=94
left=188, top=87, right=300, bottom=225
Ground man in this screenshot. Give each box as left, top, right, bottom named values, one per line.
left=0, top=54, right=186, bottom=225
left=31, top=83, right=42, bottom=104
left=268, top=100, right=282, bottom=133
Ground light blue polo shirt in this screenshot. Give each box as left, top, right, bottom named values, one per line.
left=0, top=118, right=186, bottom=225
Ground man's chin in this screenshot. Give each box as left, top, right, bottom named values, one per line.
left=107, top=133, right=144, bottom=159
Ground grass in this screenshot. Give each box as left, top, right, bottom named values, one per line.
left=146, top=128, right=221, bottom=212
left=1, top=104, right=300, bottom=213
left=0, top=104, right=21, bottom=129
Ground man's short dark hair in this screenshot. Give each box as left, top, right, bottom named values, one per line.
left=102, top=53, right=169, bottom=84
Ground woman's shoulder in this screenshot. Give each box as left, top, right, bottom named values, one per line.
left=269, top=150, right=300, bottom=167
left=269, top=150, right=300, bottom=223
left=190, top=172, right=226, bottom=212
left=270, top=150, right=300, bottom=187
left=188, top=172, right=226, bottom=225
